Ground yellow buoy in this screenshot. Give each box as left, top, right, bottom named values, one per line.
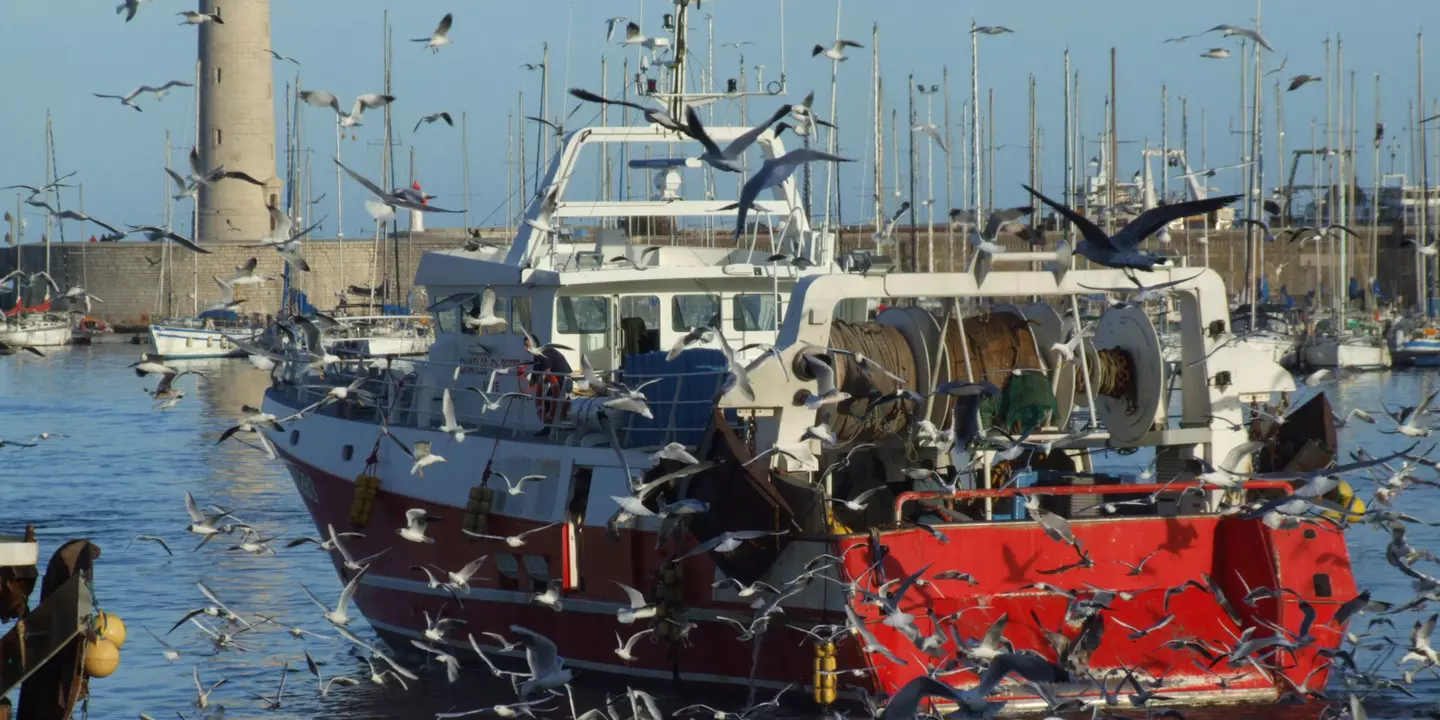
left=1322, top=480, right=1366, bottom=522
left=96, top=612, right=127, bottom=648
left=84, top=638, right=120, bottom=678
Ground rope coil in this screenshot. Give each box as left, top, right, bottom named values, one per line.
left=1090, top=348, right=1137, bottom=412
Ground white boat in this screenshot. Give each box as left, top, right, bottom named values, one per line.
left=327, top=315, right=434, bottom=358
left=1301, top=334, right=1392, bottom=370
left=148, top=320, right=261, bottom=359
left=0, top=314, right=70, bottom=347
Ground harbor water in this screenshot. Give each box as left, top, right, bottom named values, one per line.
left=1, top=344, right=1438, bottom=718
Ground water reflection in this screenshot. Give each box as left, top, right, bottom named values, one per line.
left=1, top=347, right=1439, bottom=716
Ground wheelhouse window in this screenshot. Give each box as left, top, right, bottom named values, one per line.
left=733, top=293, right=777, bottom=332
left=672, top=294, right=720, bottom=331
left=557, top=296, right=608, bottom=334
left=510, top=296, right=533, bottom=333
left=620, top=295, right=660, bottom=355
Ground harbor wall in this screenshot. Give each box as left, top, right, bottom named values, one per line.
left=2, top=226, right=1424, bottom=327
left=0, top=233, right=480, bottom=327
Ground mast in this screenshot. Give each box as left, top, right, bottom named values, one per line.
left=907, top=74, right=918, bottom=273
left=970, top=19, right=981, bottom=219
left=1421, top=30, right=1432, bottom=313
left=462, top=111, right=471, bottom=229
left=1250, top=7, right=1264, bottom=330
left=943, top=66, right=954, bottom=272
left=871, top=22, right=882, bottom=231
left=384, top=16, right=400, bottom=307
left=42, top=112, right=53, bottom=281
left=1109, top=48, right=1118, bottom=236
left=821, top=0, right=842, bottom=240
left=1161, top=83, right=1168, bottom=212
left=1371, top=73, right=1381, bottom=312
left=536, top=43, right=549, bottom=195
left=1064, top=50, right=1071, bottom=242
left=192, top=58, right=201, bottom=317
left=1337, top=34, right=1347, bottom=317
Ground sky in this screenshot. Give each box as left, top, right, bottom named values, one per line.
left=1, top=0, right=1438, bottom=241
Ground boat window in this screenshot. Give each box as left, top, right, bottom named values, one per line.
left=672, top=294, right=721, bottom=331
left=523, top=554, right=550, bottom=593
left=620, top=296, right=660, bottom=355
left=494, top=553, right=521, bottom=591
left=511, top=296, right=532, bottom=332
left=557, top=296, right=608, bottom=334
left=733, top=294, right=777, bottom=332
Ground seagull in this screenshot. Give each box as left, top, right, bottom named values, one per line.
left=241, top=204, right=320, bottom=272
left=179, top=146, right=266, bottom=188
left=1403, top=237, right=1438, bottom=256
left=143, top=626, right=181, bottom=662
left=0, top=342, right=44, bottom=358
left=672, top=531, right=785, bottom=563
left=829, top=486, right=889, bottom=512
left=127, top=535, right=174, bottom=556
left=300, top=565, right=367, bottom=627
left=619, top=22, right=666, bottom=51
left=812, top=39, right=864, bottom=61
left=245, top=660, right=290, bottom=710
left=414, top=111, right=454, bottom=133
left=686, top=104, right=793, bottom=173
left=116, top=0, right=148, bottom=22
left=269, top=49, right=301, bottom=65
left=462, top=287, right=507, bottom=329
left=1205, top=23, right=1274, bottom=51
left=874, top=202, right=910, bottom=246
left=463, top=522, right=559, bottom=548
left=299, top=91, right=395, bottom=128
left=423, top=608, right=467, bottom=643
left=411, top=639, right=462, bottom=683
left=178, top=10, right=223, bottom=25
left=972, top=25, right=1014, bottom=35
left=604, top=16, right=630, bottom=42
left=912, top=123, right=948, bottom=152
left=1024, top=184, right=1239, bottom=271
left=92, top=89, right=146, bottom=112
left=204, top=276, right=245, bottom=314
left=128, top=225, right=211, bottom=254
left=1287, top=74, right=1322, bottom=91
left=412, top=13, right=454, bottom=53
left=336, top=157, right=463, bottom=212
left=569, top=88, right=689, bottom=134
left=302, top=650, right=358, bottom=698
left=1382, top=388, right=1440, bottom=437
left=613, top=628, right=654, bottom=662
left=398, top=508, right=441, bottom=544
left=410, top=441, right=446, bottom=475
left=802, top=354, right=851, bottom=409
left=441, top=556, right=488, bottom=592
left=509, top=625, right=574, bottom=699
left=438, top=389, right=473, bottom=443
left=1201, top=48, right=1231, bottom=59
left=193, top=667, right=228, bottom=709
left=734, top=148, right=851, bottom=241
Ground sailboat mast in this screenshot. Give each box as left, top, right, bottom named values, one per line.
left=43, top=112, right=52, bottom=281
left=192, top=58, right=201, bottom=317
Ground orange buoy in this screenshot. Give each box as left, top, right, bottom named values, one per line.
left=97, top=611, right=127, bottom=648
left=84, top=638, right=120, bottom=678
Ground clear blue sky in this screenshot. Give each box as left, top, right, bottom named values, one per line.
left=1, top=0, right=1436, bottom=239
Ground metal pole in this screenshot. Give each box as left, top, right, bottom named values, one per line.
left=1371, top=73, right=1381, bottom=312
left=908, top=75, right=918, bottom=273
left=1063, top=49, right=1072, bottom=242
left=821, top=0, right=842, bottom=238
left=1161, top=83, right=1169, bottom=211
left=926, top=89, right=935, bottom=272
left=872, top=23, right=883, bottom=234
left=971, top=20, right=981, bottom=219
left=988, top=87, right=995, bottom=214
left=1421, top=30, right=1432, bottom=313
left=536, top=43, right=548, bottom=195
left=944, top=66, right=954, bottom=271
left=462, top=111, right=471, bottom=230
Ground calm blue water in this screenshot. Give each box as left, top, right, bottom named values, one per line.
left=0, top=344, right=1435, bottom=718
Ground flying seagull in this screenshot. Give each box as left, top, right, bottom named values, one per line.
left=686, top=104, right=792, bottom=173
left=299, top=91, right=395, bottom=128
left=569, top=88, right=689, bottom=134
left=414, top=112, right=454, bottom=133
left=269, top=49, right=301, bottom=65
left=116, top=0, right=149, bottom=22
left=412, top=13, right=454, bottom=53
left=912, top=123, right=948, bottom=153
left=335, top=157, right=463, bottom=213
left=177, top=11, right=222, bottom=25
left=812, top=39, right=863, bottom=61
left=733, top=148, right=851, bottom=241
left=604, top=17, right=630, bottom=42
left=1023, top=183, right=1240, bottom=271
left=1205, top=24, right=1274, bottom=51
left=1201, top=48, right=1231, bottom=59
left=972, top=26, right=1014, bottom=35
left=1287, top=74, right=1321, bottom=91
left=127, top=225, right=211, bottom=254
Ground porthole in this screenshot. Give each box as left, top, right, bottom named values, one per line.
left=289, top=430, right=300, bottom=446
left=342, top=445, right=354, bottom=461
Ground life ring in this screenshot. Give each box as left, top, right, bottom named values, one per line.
left=529, top=368, right=567, bottom=425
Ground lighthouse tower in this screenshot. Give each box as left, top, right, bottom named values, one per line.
left=196, top=0, right=282, bottom=242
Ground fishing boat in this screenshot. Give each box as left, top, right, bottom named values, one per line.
left=254, top=101, right=1354, bottom=719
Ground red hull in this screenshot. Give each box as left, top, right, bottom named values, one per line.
left=280, top=450, right=1353, bottom=708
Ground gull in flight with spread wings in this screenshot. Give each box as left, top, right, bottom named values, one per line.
left=300, top=91, right=396, bottom=128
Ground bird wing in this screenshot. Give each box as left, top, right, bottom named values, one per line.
left=509, top=625, right=561, bottom=674
left=725, top=103, right=792, bottom=158
left=336, top=565, right=368, bottom=611
left=434, top=13, right=453, bottom=37
left=480, top=286, right=498, bottom=317
left=442, top=388, right=457, bottom=427
left=614, top=581, right=649, bottom=609
left=684, top=108, right=725, bottom=156
left=334, top=157, right=389, bottom=200
left=773, top=147, right=850, bottom=167
left=1022, top=183, right=1112, bottom=251
left=184, top=490, right=205, bottom=522
left=165, top=231, right=211, bottom=254
left=804, top=354, right=837, bottom=394
left=300, top=90, right=342, bottom=114
left=1116, top=194, right=1243, bottom=250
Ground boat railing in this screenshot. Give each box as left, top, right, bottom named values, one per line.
left=893, top=480, right=1296, bottom=522
left=279, top=360, right=732, bottom=451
